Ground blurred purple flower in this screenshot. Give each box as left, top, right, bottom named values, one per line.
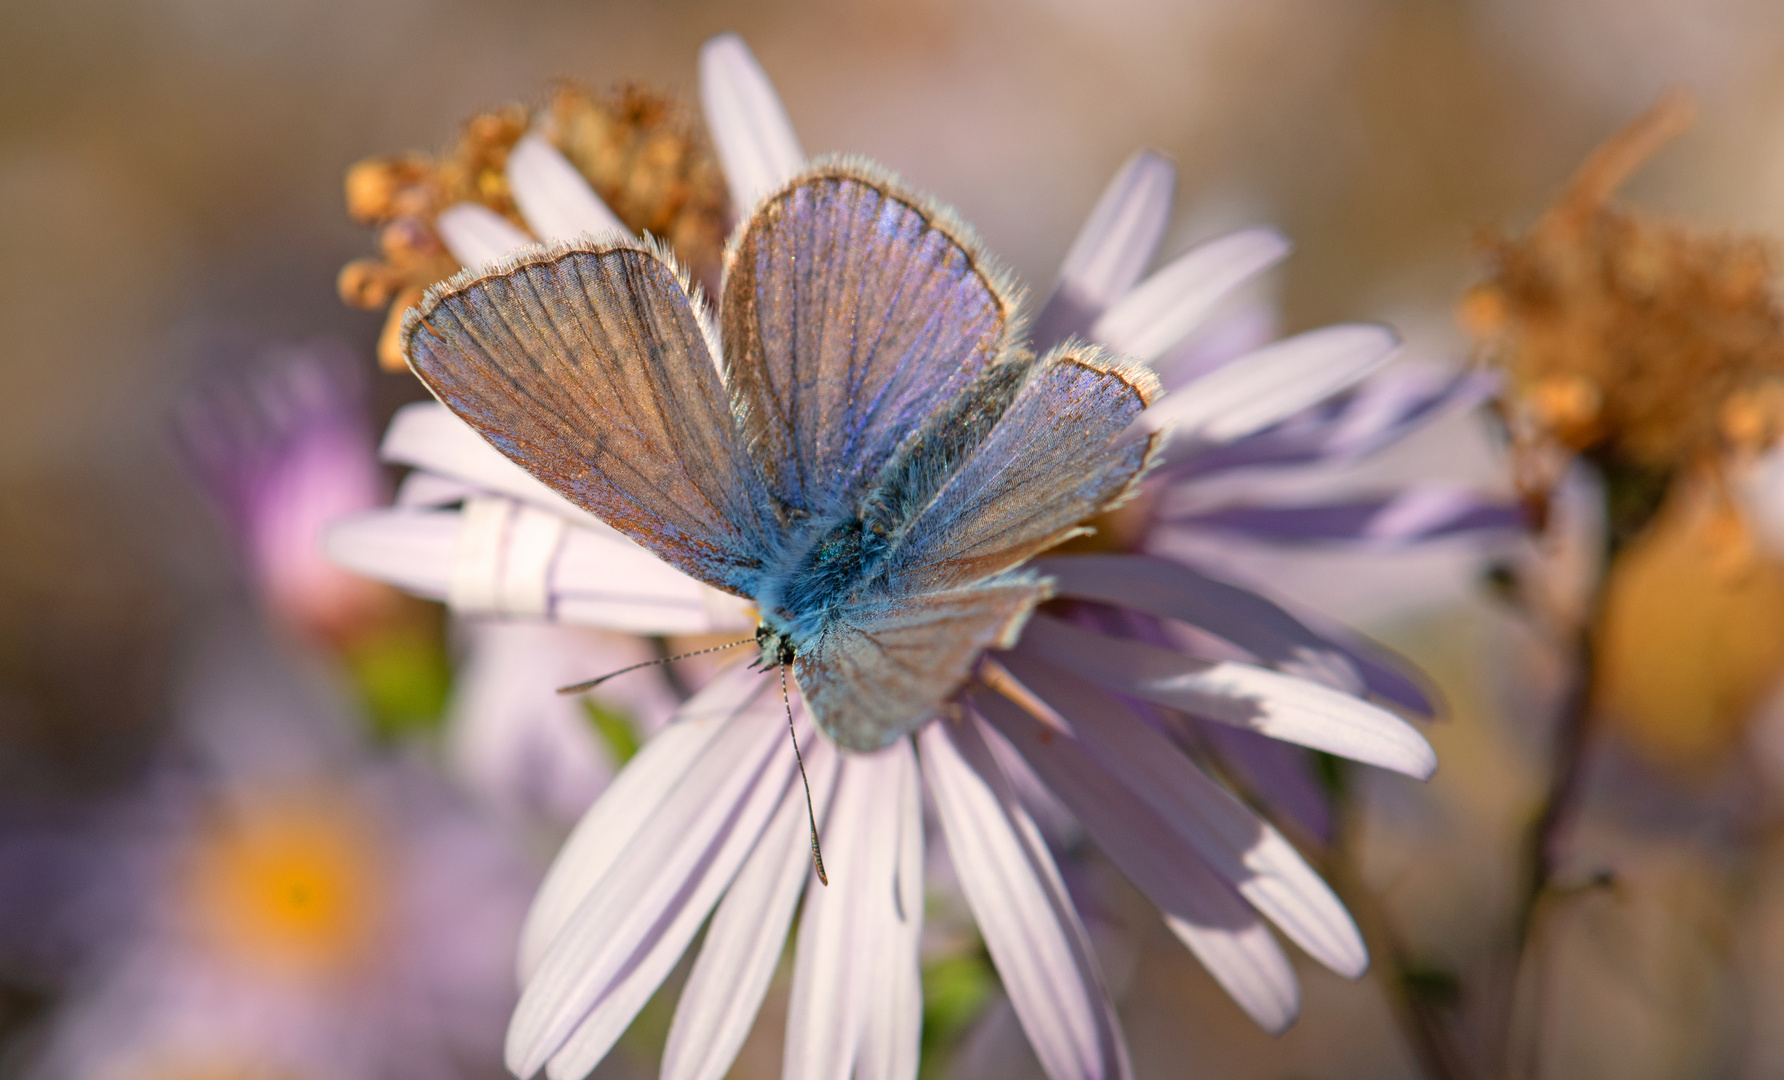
left=12, top=627, right=537, bottom=1080
left=173, top=339, right=395, bottom=647
left=320, top=32, right=1497, bottom=1080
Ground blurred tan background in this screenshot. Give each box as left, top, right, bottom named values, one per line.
left=9, top=0, right=1784, bottom=1076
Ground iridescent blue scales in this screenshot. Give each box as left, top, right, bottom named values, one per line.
left=403, top=157, right=1160, bottom=751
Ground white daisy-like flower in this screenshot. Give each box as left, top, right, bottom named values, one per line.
left=327, top=32, right=1465, bottom=1080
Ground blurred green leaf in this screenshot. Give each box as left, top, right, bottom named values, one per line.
left=341, top=622, right=452, bottom=741
left=583, top=698, right=641, bottom=765
left=920, top=950, right=996, bottom=1078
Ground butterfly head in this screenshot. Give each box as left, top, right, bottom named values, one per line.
left=755, top=619, right=796, bottom=670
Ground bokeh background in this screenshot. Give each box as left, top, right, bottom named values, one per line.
left=8, top=0, right=1784, bottom=1077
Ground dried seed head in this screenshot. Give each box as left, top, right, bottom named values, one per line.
left=339, top=85, right=730, bottom=371
left=1466, top=90, right=1784, bottom=524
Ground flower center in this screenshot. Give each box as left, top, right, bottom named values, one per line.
left=185, top=792, right=383, bottom=979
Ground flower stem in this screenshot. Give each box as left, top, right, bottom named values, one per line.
left=1501, top=626, right=1597, bottom=1075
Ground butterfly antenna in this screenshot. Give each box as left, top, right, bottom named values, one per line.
left=783, top=662, right=828, bottom=886
left=556, top=638, right=754, bottom=695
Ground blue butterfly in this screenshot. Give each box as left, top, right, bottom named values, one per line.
left=404, top=156, right=1159, bottom=753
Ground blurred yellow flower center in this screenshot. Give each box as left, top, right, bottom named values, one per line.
left=187, top=794, right=382, bottom=979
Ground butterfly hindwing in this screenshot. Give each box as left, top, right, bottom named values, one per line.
left=723, top=158, right=1021, bottom=525
left=794, top=578, right=1049, bottom=751
left=886, top=343, right=1160, bottom=594
left=404, top=239, right=779, bottom=597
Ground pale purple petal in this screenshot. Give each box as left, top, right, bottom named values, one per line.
left=325, top=499, right=750, bottom=634
left=540, top=726, right=797, bottom=1080
left=1162, top=367, right=1498, bottom=478
left=993, top=654, right=1369, bottom=978
left=324, top=508, right=455, bottom=601
left=514, top=664, right=759, bottom=981
left=1149, top=293, right=1278, bottom=388
left=783, top=743, right=913, bottom=1080
left=856, top=739, right=924, bottom=1080
left=1200, top=723, right=1333, bottom=841
left=1032, top=150, right=1176, bottom=352
left=506, top=133, right=627, bottom=242
left=445, top=622, right=617, bottom=824
left=381, top=403, right=605, bottom=529
left=1089, top=228, right=1288, bottom=363
left=1016, top=613, right=1435, bottom=779
left=972, top=691, right=1300, bottom=1033
left=435, top=202, right=532, bottom=269
left=699, top=33, right=805, bottom=213
left=918, top=718, right=1132, bottom=1080
left=660, top=735, right=840, bottom=1080
left=1171, top=485, right=1523, bottom=545
left=508, top=673, right=793, bottom=1078
left=1145, top=324, right=1399, bottom=443
left=1034, top=552, right=1431, bottom=714
left=394, top=470, right=478, bottom=507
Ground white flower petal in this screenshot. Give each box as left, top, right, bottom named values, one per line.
left=381, top=403, right=607, bottom=531
left=327, top=496, right=748, bottom=634
left=1016, top=613, right=1435, bottom=779
left=323, top=508, right=454, bottom=600
left=514, top=664, right=758, bottom=982
left=506, top=132, right=627, bottom=242
left=994, top=654, right=1370, bottom=979
left=783, top=744, right=911, bottom=1080
left=1090, top=228, right=1288, bottom=363
left=660, top=735, right=839, bottom=1080
left=509, top=675, right=792, bottom=1078
left=699, top=33, right=805, bottom=213
left=436, top=202, right=532, bottom=269
left=1147, top=323, right=1400, bottom=443
left=856, top=740, right=924, bottom=1080
left=394, top=469, right=477, bottom=507
left=1033, top=150, right=1176, bottom=349
left=973, top=691, right=1300, bottom=1033
left=919, top=717, right=1132, bottom=1080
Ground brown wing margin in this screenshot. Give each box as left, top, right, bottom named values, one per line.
left=722, top=156, right=1025, bottom=523
left=404, top=236, right=780, bottom=596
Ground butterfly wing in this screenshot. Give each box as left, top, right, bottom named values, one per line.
left=795, top=579, right=1048, bottom=751
left=723, top=157, right=1022, bottom=523
left=404, top=239, right=779, bottom=597
left=887, top=344, right=1160, bottom=594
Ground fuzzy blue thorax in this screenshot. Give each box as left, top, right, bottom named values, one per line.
left=751, top=353, right=1034, bottom=660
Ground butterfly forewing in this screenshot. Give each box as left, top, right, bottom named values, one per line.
left=723, top=159, right=1020, bottom=524
left=795, top=579, right=1048, bottom=751
left=404, top=240, right=779, bottom=597
left=885, top=344, right=1160, bottom=595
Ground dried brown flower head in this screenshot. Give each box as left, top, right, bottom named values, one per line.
left=1463, top=91, right=1784, bottom=536
left=338, top=85, right=729, bottom=371
left=1468, top=92, right=1784, bottom=773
